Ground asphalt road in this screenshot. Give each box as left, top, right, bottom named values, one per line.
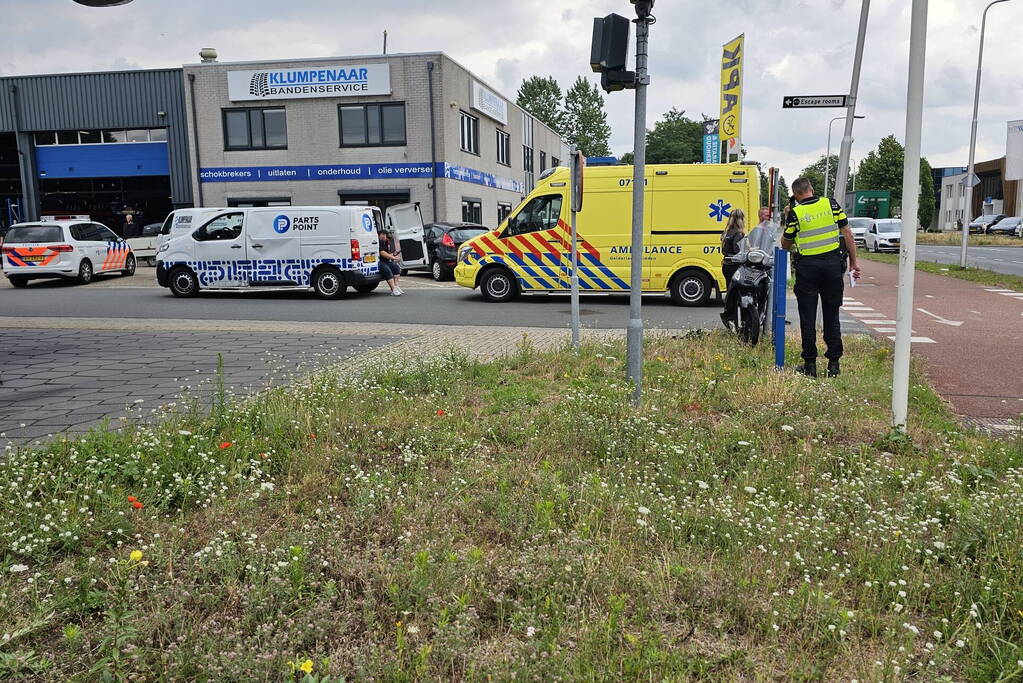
left=915, top=245, right=1023, bottom=277
left=0, top=272, right=724, bottom=330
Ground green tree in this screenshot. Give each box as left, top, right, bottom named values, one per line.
left=562, top=76, right=611, bottom=157
left=857, top=135, right=934, bottom=228
left=798, top=154, right=850, bottom=199
left=516, top=76, right=564, bottom=135
left=645, top=108, right=703, bottom=164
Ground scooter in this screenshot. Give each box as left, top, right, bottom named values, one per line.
left=721, top=247, right=773, bottom=346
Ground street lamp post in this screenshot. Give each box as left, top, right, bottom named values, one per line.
left=960, top=0, right=1013, bottom=267
left=825, top=114, right=865, bottom=197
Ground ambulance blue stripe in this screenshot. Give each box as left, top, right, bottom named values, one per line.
left=581, top=253, right=630, bottom=289
left=578, top=267, right=613, bottom=290
left=565, top=269, right=595, bottom=290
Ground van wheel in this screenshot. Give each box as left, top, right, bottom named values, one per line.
left=168, top=267, right=199, bottom=298
left=76, top=259, right=94, bottom=285
left=669, top=270, right=712, bottom=306
left=122, top=253, right=136, bottom=276
left=480, top=268, right=518, bottom=303
left=312, top=267, right=346, bottom=300
left=355, top=281, right=380, bottom=294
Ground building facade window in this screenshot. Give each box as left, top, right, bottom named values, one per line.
left=551, top=156, right=560, bottom=168
left=338, top=103, right=406, bottom=147
left=33, top=129, right=168, bottom=146
left=223, top=107, right=287, bottom=150
left=462, top=198, right=482, bottom=223
left=522, top=112, right=535, bottom=191
left=460, top=111, right=480, bottom=154
left=539, top=151, right=547, bottom=172
left=496, top=129, right=511, bottom=166
left=498, top=202, right=513, bottom=224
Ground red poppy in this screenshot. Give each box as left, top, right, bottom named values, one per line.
left=127, top=496, right=137, bottom=503
left=308, top=433, right=317, bottom=439
left=436, top=409, right=446, bottom=416
left=219, top=442, right=232, bottom=449
left=132, top=501, right=144, bottom=509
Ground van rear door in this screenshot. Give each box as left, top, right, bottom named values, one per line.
left=385, top=203, right=427, bottom=268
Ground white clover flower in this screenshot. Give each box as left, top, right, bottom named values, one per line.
left=903, top=623, right=919, bottom=635
left=697, top=481, right=709, bottom=490
left=178, top=430, right=192, bottom=436
left=9, top=564, right=28, bottom=573
left=955, top=639, right=965, bottom=648
left=406, top=624, right=420, bottom=634
left=260, top=482, right=275, bottom=491
left=781, top=425, right=794, bottom=432
left=637, top=506, right=650, bottom=515
left=526, top=626, right=536, bottom=637
left=637, top=518, right=647, bottom=527
left=737, top=441, right=751, bottom=446
left=744, top=486, right=757, bottom=494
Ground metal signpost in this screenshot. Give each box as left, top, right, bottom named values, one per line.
left=833, top=0, right=870, bottom=205
left=570, top=149, right=585, bottom=351
left=892, top=0, right=928, bottom=431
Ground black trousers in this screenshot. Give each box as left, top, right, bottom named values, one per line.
left=793, top=251, right=845, bottom=362
left=721, top=263, right=739, bottom=315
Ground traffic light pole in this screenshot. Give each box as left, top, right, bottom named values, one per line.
left=626, top=6, right=652, bottom=406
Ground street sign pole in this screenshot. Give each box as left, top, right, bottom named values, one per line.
left=626, top=3, right=652, bottom=406
left=892, top=0, right=928, bottom=431
left=570, top=148, right=584, bottom=351
left=834, top=0, right=870, bottom=204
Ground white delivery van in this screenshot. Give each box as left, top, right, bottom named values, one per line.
left=154, top=208, right=228, bottom=254
left=156, top=206, right=403, bottom=299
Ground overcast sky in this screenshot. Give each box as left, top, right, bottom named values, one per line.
left=3, top=0, right=1021, bottom=184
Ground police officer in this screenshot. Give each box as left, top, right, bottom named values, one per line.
left=781, top=177, right=861, bottom=377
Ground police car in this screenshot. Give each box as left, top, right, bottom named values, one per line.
left=2, top=216, right=136, bottom=287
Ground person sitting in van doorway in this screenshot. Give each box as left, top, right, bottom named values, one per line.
left=782, top=177, right=861, bottom=378
left=377, top=227, right=404, bottom=297
left=718, top=208, right=746, bottom=329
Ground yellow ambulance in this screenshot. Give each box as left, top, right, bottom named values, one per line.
left=454, top=162, right=761, bottom=305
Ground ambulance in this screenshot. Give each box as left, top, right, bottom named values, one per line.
left=454, top=163, right=761, bottom=306
left=156, top=205, right=425, bottom=299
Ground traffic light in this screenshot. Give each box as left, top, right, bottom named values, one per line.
left=590, top=13, right=635, bottom=93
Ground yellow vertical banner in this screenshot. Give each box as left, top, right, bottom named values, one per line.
left=719, top=34, right=744, bottom=151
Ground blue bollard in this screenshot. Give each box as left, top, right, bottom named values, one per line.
left=772, top=248, right=787, bottom=368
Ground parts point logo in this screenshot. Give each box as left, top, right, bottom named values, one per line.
left=273, top=215, right=291, bottom=234
left=249, top=72, right=270, bottom=98
left=709, top=200, right=732, bottom=222
left=361, top=214, right=374, bottom=233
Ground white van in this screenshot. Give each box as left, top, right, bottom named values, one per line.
left=156, top=205, right=423, bottom=299
left=154, top=208, right=228, bottom=255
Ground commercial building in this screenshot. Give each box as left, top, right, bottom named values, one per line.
left=184, top=52, right=567, bottom=226
left=0, top=69, right=192, bottom=233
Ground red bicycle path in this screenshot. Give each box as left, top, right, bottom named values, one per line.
left=838, top=259, right=1023, bottom=424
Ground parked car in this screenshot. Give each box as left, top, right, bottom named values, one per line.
left=968, top=214, right=1004, bottom=234
left=126, top=222, right=163, bottom=265
left=2, top=218, right=136, bottom=287
left=847, top=217, right=872, bottom=246
left=987, top=216, right=1020, bottom=236
left=863, top=218, right=902, bottom=253
left=422, top=221, right=489, bottom=280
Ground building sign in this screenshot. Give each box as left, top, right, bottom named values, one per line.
left=702, top=119, right=720, bottom=164
left=199, top=162, right=523, bottom=194
left=719, top=34, right=744, bottom=146
left=227, top=64, right=391, bottom=101
left=471, top=81, right=508, bottom=125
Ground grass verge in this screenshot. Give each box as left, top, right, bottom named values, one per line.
left=861, top=251, right=1023, bottom=292
left=1, top=334, right=1020, bottom=680
left=916, top=232, right=1020, bottom=247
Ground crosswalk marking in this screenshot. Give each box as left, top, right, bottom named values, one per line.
left=865, top=320, right=898, bottom=326
left=850, top=311, right=887, bottom=318
left=886, top=336, right=936, bottom=343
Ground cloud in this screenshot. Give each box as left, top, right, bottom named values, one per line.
left=4, top=0, right=1022, bottom=184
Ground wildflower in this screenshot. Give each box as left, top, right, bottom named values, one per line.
left=406, top=624, right=420, bottom=634
left=526, top=626, right=536, bottom=637
left=697, top=480, right=709, bottom=490
left=781, top=425, right=794, bottom=432
left=737, top=441, right=751, bottom=446
left=637, top=506, right=650, bottom=515
left=219, top=442, right=233, bottom=449
left=260, top=482, right=275, bottom=491
left=436, top=409, right=446, bottom=416
left=299, top=660, right=314, bottom=674
left=127, top=496, right=137, bottom=503
left=744, top=486, right=757, bottom=494
left=637, top=518, right=648, bottom=527
left=132, top=501, right=144, bottom=509
left=955, top=640, right=965, bottom=648
left=308, top=433, right=317, bottom=439
left=9, top=564, right=28, bottom=573
left=129, top=550, right=143, bottom=563
left=178, top=430, right=192, bottom=436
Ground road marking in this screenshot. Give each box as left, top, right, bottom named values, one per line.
left=851, top=312, right=889, bottom=319
left=916, top=308, right=963, bottom=327
left=865, top=320, right=898, bottom=326
left=985, top=288, right=1013, bottom=292
left=886, top=336, right=936, bottom=343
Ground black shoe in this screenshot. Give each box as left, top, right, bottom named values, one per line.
left=796, top=362, right=817, bottom=378
left=827, top=359, right=841, bottom=377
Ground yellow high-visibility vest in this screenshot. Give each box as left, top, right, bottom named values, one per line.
left=791, top=198, right=841, bottom=256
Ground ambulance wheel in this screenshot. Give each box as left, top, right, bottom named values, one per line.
left=312, top=266, right=347, bottom=300
left=8, top=276, right=28, bottom=288
left=122, top=253, right=136, bottom=277
left=76, top=259, right=94, bottom=285
left=480, top=268, right=518, bottom=303
left=669, top=270, right=712, bottom=306
left=168, top=267, right=199, bottom=298
left=355, top=281, right=380, bottom=294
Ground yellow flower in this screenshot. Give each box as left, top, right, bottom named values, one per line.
left=299, top=659, right=314, bottom=674
left=129, top=550, right=143, bottom=563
